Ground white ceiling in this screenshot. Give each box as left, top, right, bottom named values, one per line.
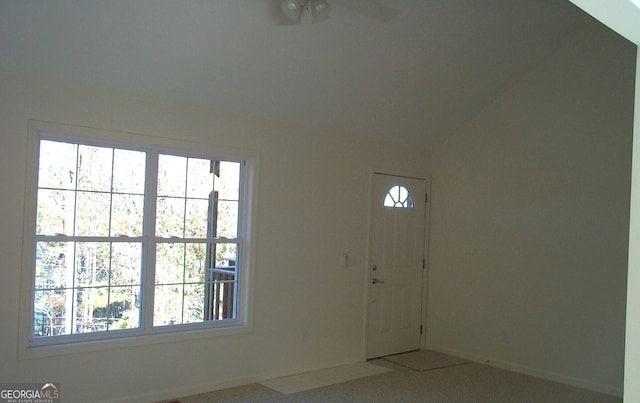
left=0, top=0, right=599, bottom=149
left=569, top=0, right=640, bottom=44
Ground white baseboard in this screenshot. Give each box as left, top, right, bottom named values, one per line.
left=425, top=344, right=623, bottom=398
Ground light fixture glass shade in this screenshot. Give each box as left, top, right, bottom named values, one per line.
left=310, top=0, right=331, bottom=23
left=281, top=0, right=303, bottom=23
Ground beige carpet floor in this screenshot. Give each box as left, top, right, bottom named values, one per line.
left=258, top=362, right=391, bottom=394
left=163, top=351, right=621, bottom=403
left=382, top=349, right=467, bottom=371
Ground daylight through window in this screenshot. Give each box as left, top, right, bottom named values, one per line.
left=32, top=136, right=245, bottom=342
left=383, top=185, right=414, bottom=208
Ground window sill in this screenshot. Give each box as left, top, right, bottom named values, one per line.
left=19, top=322, right=252, bottom=361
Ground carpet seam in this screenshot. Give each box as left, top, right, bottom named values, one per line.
left=380, top=357, right=469, bottom=373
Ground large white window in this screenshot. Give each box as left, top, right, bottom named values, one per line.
left=25, top=125, right=255, bottom=349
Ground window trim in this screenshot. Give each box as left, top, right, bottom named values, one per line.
left=19, top=121, right=259, bottom=359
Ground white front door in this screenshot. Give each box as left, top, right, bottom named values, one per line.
left=366, top=173, right=426, bottom=359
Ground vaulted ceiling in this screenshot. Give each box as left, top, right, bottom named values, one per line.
left=0, top=1, right=597, bottom=148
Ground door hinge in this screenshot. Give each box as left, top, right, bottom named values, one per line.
left=422, top=259, right=425, bottom=269
left=420, top=325, right=423, bottom=335
left=425, top=193, right=428, bottom=203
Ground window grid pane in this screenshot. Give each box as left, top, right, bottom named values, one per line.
left=153, top=241, right=238, bottom=326
left=33, top=137, right=244, bottom=343
left=33, top=241, right=142, bottom=336
left=383, top=185, right=415, bottom=208
left=153, top=154, right=240, bottom=325
left=34, top=138, right=146, bottom=338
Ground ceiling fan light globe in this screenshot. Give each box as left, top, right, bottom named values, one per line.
left=314, top=1, right=326, bottom=12
left=281, top=0, right=303, bottom=22
left=310, top=0, right=330, bottom=23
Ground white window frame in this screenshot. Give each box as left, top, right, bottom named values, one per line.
left=18, top=121, right=259, bottom=359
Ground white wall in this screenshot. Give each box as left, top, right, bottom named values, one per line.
left=0, top=72, right=429, bottom=402
left=426, top=20, right=636, bottom=396
left=624, top=47, right=640, bottom=401
left=565, top=2, right=640, bottom=400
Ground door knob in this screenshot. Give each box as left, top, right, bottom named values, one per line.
left=371, top=278, right=385, bottom=285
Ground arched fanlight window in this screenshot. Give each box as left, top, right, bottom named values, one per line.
left=384, top=185, right=414, bottom=208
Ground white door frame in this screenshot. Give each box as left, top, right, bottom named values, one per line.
left=363, top=169, right=431, bottom=358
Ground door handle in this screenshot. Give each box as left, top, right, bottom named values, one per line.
left=371, top=278, right=385, bottom=285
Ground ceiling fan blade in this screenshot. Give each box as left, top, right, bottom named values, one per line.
left=332, top=0, right=399, bottom=22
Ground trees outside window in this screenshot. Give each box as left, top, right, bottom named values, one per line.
left=32, top=136, right=245, bottom=343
